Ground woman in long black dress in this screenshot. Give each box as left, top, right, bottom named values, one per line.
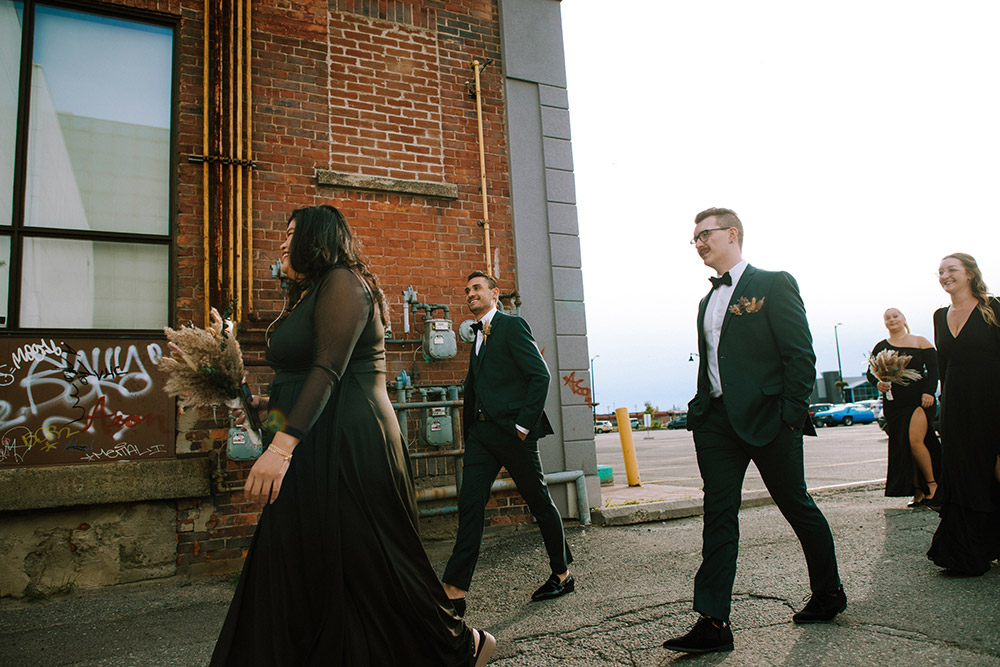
left=212, top=205, right=495, bottom=666
left=927, top=252, right=1000, bottom=576
left=866, top=308, right=941, bottom=507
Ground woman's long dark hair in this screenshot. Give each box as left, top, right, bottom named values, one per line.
left=286, top=204, right=388, bottom=327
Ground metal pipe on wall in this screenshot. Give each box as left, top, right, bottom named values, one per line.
left=245, top=0, right=254, bottom=315
left=234, top=0, right=243, bottom=322
left=226, top=0, right=235, bottom=307
left=471, top=59, right=492, bottom=276
left=211, top=0, right=223, bottom=303
left=202, top=0, right=211, bottom=327
left=415, top=471, right=592, bottom=526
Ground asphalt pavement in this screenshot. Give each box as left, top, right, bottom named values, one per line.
left=2, top=483, right=998, bottom=666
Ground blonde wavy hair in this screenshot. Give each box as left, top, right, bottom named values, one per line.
left=942, top=253, right=998, bottom=328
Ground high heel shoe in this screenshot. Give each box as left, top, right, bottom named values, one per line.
left=907, top=486, right=925, bottom=508
left=471, top=629, right=496, bottom=666
left=921, top=481, right=942, bottom=512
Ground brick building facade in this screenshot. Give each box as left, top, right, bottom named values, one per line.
left=0, top=0, right=597, bottom=596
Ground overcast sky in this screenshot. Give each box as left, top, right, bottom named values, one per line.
left=560, top=1, right=1000, bottom=413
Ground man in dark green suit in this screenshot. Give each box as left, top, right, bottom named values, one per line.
left=663, top=208, right=846, bottom=655
left=442, top=271, right=574, bottom=616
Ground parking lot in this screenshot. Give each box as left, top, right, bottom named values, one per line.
left=595, top=422, right=888, bottom=492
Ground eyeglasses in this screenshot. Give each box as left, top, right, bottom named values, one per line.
left=690, top=227, right=731, bottom=245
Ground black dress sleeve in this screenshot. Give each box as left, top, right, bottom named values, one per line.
left=921, top=347, right=939, bottom=396
left=283, top=268, right=372, bottom=440
left=866, top=339, right=889, bottom=386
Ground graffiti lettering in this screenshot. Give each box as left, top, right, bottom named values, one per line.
left=562, top=371, right=593, bottom=406
left=80, top=441, right=167, bottom=462
left=0, top=340, right=171, bottom=465
left=10, top=339, right=63, bottom=372
left=15, top=424, right=80, bottom=452
left=0, top=343, right=164, bottom=434
left=79, top=395, right=169, bottom=437
left=0, top=427, right=32, bottom=464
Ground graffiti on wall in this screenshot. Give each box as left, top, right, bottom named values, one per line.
left=0, top=337, right=175, bottom=467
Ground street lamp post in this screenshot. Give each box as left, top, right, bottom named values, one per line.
left=589, top=355, right=599, bottom=418
left=834, top=322, right=845, bottom=401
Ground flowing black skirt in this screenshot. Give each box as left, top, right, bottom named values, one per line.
left=211, top=370, right=472, bottom=666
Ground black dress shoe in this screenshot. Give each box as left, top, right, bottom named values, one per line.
left=662, top=616, right=734, bottom=654
left=530, top=573, right=575, bottom=601
left=450, top=597, right=466, bottom=617
left=793, top=584, right=847, bottom=623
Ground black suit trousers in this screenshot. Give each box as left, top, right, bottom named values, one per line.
left=692, top=399, right=840, bottom=621
left=442, top=419, right=572, bottom=591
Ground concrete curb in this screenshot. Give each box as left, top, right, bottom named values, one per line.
left=591, top=479, right=885, bottom=526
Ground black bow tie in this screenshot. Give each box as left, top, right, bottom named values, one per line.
left=709, top=272, right=733, bottom=290
left=471, top=321, right=484, bottom=334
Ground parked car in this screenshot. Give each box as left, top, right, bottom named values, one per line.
left=809, top=403, right=834, bottom=425
left=666, top=415, right=687, bottom=430
left=813, top=404, right=876, bottom=427
left=594, top=420, right=614, bottom=434
left=629, top=417, right=640, bottom=429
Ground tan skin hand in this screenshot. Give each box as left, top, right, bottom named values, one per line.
left=232, top=394, right=297, bottom=504
left=517, top=430, right=527, bottom=441
left=245, top=430, right=298, bottom=503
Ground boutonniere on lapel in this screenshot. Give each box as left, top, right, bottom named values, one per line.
left=729, top=296, right=766, bottom=316
left=482, top=321, right=492, bottom=344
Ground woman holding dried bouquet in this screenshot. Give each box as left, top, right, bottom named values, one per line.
left=927, top=253, right=1000, bottom=576
left=866, top=308, right=941, bottom=508
left=211, top=205, right=495, bottom=666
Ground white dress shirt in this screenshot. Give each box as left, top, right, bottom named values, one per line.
left=475, top=307, right=497, bottom=355
left=704, top=259, right=748, bottom=398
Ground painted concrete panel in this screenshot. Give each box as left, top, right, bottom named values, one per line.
left=564, top=438, right=599, bottom=476
left=545, top=168, right=576, bottom=204
left=498, top=0, right=567, bottom=87
left=556, top=334, right=589, bottom=370
left=548, top=202, right=579, bottom=235
left=541, top=106, right=572, bottom=140
left=539, top=83, right=569, bottom=109
left=553, top=267, right=585, bottom=302
left=562, top=404, right=598, bottom=441
left=543, top=137, right=574, bottom=171
left=559, top=368, right=592, bottom=406
left=549, top=233, right=582, bottom=268
left=555, top=300, right=587, bottom=335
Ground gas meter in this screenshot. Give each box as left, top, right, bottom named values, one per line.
left=422, top=316, right=457, bottom=361
left=421, top=405, right=454, bottom=446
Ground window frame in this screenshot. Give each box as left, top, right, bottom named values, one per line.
left=4, top=0, right=179, bottom=337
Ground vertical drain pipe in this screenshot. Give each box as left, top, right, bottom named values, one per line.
left=234, top=0, right=243, bottom=322
left=245, top=0, right=254, bottom=315
left=201, top=0, right=211, bottom=326
left=226, top=0, right=235, bottom=306
left=211, top=0, right=223, bottom=304
left=471, top=59, right=492, bottom=276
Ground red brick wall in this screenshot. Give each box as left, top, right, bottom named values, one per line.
left=86, top=0, right=528, bottom=571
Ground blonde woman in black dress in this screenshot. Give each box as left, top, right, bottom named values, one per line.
left=212, top=205, right=495, bottom=666
left=866, top=308, right=941, bottom=508
left=928, top=252, right=1000, bottom=576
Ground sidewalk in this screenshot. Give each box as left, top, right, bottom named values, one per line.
left=2, top=485, right=998, bottom=666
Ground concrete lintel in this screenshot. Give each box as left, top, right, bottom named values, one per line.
left=0, top=458, right=211, bottom=512
left=316, top=170, right=459, bottom=200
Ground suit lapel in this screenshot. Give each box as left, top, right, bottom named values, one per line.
left=720, top=264, right=756, bottom=340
